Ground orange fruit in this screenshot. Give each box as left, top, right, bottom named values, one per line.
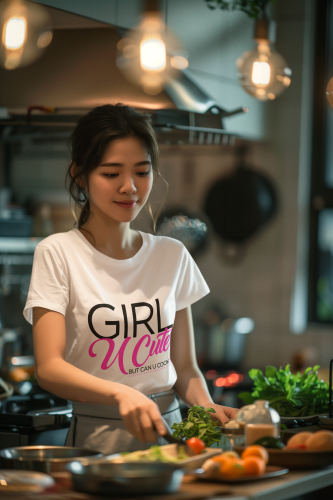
left=221, top=458, right=245, bottom=478
left=222, top=451, right=240, bottom=459
left=243, top=456, right=266, bottom=476
left=241, top=445, right=269, bottom=464
left=212, top=455, right=232, bottom=466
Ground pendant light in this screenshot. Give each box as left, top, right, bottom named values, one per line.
left=116, top=0, right=188, bottom=95
left=236, top=10, right=291, bottom=101
left=0, top=0, right=52, bottom=70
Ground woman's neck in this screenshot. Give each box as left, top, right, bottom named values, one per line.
left=79, top=217, right=142, bottom=260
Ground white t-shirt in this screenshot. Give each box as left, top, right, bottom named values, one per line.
left=24, top=229, right=210, bottom=395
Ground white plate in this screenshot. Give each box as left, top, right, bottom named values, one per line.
left=105, top=444, right=221, bottom=471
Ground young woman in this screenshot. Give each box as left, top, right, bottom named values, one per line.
left=24, top=104, right=238, bottom=454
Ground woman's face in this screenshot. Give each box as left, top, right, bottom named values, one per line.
left=85, top=137, right=154, bottom=224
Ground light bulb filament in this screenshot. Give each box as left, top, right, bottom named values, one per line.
left=4, top=17, right=26, bottom=50
left=140, top=37, right=166, bottom=71
left=252, top=61, right=270, bottom=85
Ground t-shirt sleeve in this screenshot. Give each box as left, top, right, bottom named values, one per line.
left=175, top=245, right=210, bottom=311
left=23, top=244, right=69, bottom=325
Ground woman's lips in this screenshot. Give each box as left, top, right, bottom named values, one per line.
left=115, top=201, right=136, bottom=208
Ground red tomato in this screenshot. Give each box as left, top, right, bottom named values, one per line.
left=186, top=437, right=206, bottom=455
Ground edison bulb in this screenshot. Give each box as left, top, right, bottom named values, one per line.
left=237, top=41, right=291, bottom=101
left=116, top=11, right=187, bottom=95
left=0, top=0, right=52, bottom=70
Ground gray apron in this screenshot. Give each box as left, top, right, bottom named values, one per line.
left=65, top=389, right=181, bottom=455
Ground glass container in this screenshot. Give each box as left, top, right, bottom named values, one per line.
left=242, top=400, right=280, bottom=445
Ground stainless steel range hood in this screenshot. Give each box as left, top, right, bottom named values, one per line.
left=0, top=5, right=247, bottom=145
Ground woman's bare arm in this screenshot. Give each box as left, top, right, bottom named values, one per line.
left=170, top=306, right=239, bottom=425
left=33, top=307, right=166, bottom=441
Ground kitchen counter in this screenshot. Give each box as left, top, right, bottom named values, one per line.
left=27, top=466, right=333, bottom=500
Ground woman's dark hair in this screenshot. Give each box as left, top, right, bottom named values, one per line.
left=66, top=103, right=165, bottom=229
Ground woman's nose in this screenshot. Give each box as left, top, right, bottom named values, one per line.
left=119, top=175, right=137, bottom=194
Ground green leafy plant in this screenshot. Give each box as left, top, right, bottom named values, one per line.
left=171, top=405, right=221, bottom=447
left=238, top=365, right=329, bottom=417
left=204, top=0, right=276, bottom=19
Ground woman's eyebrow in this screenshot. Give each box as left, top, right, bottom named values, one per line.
left=100, top=161, right=152, bottom=167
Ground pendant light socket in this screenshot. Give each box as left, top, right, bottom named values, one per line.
left=144, top=0, right=160, bottom=14
left=254, top=18, right=276, bottom=43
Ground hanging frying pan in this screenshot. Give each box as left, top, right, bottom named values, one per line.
left=203, top=161, right=278, bottom=244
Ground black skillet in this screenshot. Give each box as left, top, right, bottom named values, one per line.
left=203, top=148, right=278, bottom=244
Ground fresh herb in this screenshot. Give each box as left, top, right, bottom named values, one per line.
left=171, top=405, right=221, bottom=447
left=204, top=0, right=276, bottom=19
left=238, top=365, right=329, bottom=417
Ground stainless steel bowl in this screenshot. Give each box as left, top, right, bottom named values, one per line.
left=0, top=446, right=103, bottom=473
left=66, top=460, right=184, bottom=496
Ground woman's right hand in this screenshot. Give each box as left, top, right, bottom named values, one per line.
left=115, top=386, right=166, bottom=442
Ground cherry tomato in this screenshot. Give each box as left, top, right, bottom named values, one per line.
left=186, top=437, right=206, bottom=455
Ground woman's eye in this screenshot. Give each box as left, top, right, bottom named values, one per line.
left=103, top=173, right=118, bottom=178
left=137, top=171, right=151, bottom=177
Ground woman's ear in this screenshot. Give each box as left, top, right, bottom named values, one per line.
left=71, top=161, right=85, bottom=189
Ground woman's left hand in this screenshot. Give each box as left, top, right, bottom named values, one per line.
left=206, top=403, right=239, bottom=425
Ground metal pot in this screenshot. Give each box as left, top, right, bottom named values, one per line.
left=0, top=446, right=103, bottom=473
left=66, top=460, right=184, bottom=496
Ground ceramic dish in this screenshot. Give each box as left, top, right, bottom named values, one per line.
left=234, top=446, right=333, bottom=470
left=105, top=444, right=221, bottom=471
left=195, top=465, right=289, bottom=483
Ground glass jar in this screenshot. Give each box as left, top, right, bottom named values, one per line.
left=221, top=427, right=244, bottom=451
left=242, top=400, right=280, bottom=445
left=236, top=404, right=257, bottom=429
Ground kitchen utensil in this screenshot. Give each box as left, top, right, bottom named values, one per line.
left=66, top=460, right=184, bottom=496
left=0, top=446, right=103, bottom=473
left=160, top=415, right=195, bottom=456
left=203, top=147, right=278, bottom=245
left=234, top=446, right=333, bottom=469
left=107, top=443, right=221, bottom=471
left=0, top=469, right=55, bottom=494
left=195, top=465, right=289, bottom=483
